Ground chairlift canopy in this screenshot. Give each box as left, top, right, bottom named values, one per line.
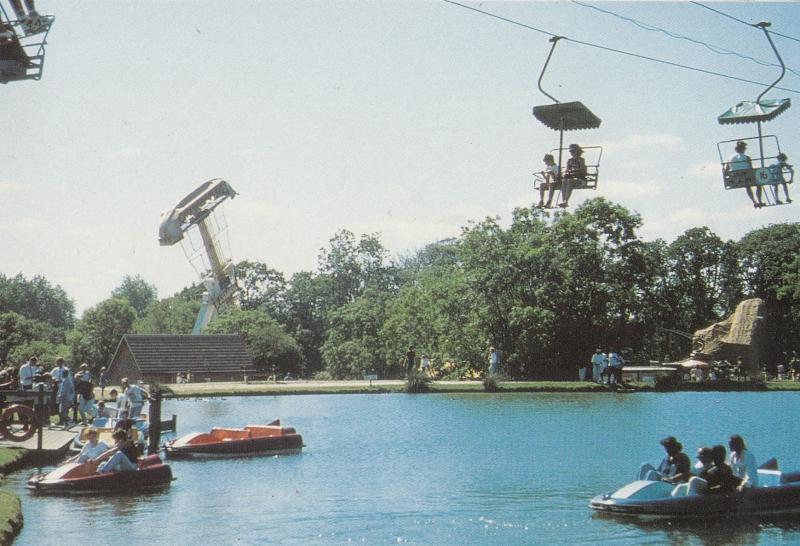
left=718, top=98, right=791, bottom=125
left=533, top=101, right=602, bottom=131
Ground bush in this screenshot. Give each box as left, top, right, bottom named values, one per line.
left=405, top=371, right=430, bottom=393
left=482, top=375, right=499, bottom=392
left=313, top=371, right=333, bottom=381
left=654, top=372, right=683, bottom=392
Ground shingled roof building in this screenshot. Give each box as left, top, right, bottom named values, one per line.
left=107, top=334, right=255, bottom=384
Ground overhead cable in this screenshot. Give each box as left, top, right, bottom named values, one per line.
left=690, top=1, right=800, bottom=44
left=572, top=1, right=800, bottom=78
left=442, top=0, right=800, bottom=95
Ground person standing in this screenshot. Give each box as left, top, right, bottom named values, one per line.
left=488, top=347, right=499, bottom=375
left=122, top=378, right=148, bottom=418
left=56, top=367, right=75, bottom=426
left=405, top=347, right=416, bottom=376
left=98, top=366, right=108, bottom=397
left=50, top=357, right=66, bottom=391
left=19, top=356, right=36, bottom=390
left=591, top=349, right=606, bottom=383
left=420, top=354, right=430, bottom=375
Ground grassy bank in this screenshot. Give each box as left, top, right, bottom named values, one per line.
left=0, top=449, right=26, bottom=546
left=157, top=379, right=634, bottom=398
left=148, top=379, right=800, bottom=398
left=0, top=490, right=22, bottom=546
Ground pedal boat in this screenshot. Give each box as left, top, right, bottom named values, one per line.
left=590, top=465, right=800, bottom=518
left=164, top=419, right=303, bottom=459
left=27, top=454, right=172, bottom=495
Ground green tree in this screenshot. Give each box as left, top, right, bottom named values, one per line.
left=111, top=275, right=158, bottom=317
left=206, top=308, right=302, bottom=376
left=737, top=223, right=800, bottom=365
left=68, top=298, right=137, bottom=373
left=0, top=273, right=75, bottom=329
left=133, top=296, right=199, bottom=334
left=0, top=311, right=65, bottom=364
left=234, top=260, right=288, bottom=319
left=321, top=289, right=390, bottom=379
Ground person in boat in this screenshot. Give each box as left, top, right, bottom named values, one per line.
left=770, top=153, right=793, bottom=205
left=113, top=410, right=137, bottom=438
left=96, top=400, right=112, bottom=419
left=728, top=434, right=758, bottom=490
left=559, top=144, right=587, bottom=208
left=77, top=427, right=109, bottom=463
left=671, top=446, right=714, bottom=497
left=701, top=444, right=741, bottom=494
left=638, top=436, right=691, bottom=483
left=537, top=153, right=559, bottom=209
left=98, top=429, right=138, bottom=474
left=725, top=141, right=763, bottom=208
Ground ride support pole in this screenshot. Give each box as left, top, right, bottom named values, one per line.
left=37, top=384, right=44, bottom=451
left=148, top=390, right=162, bottom=455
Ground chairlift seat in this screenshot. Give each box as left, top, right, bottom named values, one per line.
left=533, top=101, right=602, bottom=131
left=718, top=99, right=791, bottom=125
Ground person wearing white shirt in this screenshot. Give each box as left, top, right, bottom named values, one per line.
left=77, top=428, right=109, bottom=463
left=726, top=140, right=763, bottom=208
left=19, top=357, right=36, bottom=390
left=728, top=434, right=758, bottom=490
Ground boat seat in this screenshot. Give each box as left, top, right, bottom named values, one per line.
left=210, top=427, right=251, bottom=441
left=245, top=425, right=285, bottom=437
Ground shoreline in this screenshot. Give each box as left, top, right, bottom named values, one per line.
left=142, top=378, right=797, bottom=398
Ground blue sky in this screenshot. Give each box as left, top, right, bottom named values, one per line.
left=3, top=1, right=799, bottom=314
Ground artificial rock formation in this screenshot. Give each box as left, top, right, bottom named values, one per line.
left=692, top=298, right=766, bottom=373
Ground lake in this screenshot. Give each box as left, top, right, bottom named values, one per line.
left=8, top=392, right=800, bottom=545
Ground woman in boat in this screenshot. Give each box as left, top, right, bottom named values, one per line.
left=729, top=434, right=758, bottom=490
left=77, top=428, right=108, bottom=463
left=671, top=446, right=714, bottom=497
left=98, top=429, right=138, bottom=473
left=638, top=436, right=691, bottom=483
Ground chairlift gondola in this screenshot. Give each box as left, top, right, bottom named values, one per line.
left=532, top=36, right=603, bottom=209
left=716, top=22, right=793, bottom=208
left=0, top=1, right=53, bottom=84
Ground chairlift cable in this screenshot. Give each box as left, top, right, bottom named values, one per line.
left=690, top=1, right=800, bottom=45
left=572, top=1, right=800, bottom=78
left=442, top=0, right=800, bottom=95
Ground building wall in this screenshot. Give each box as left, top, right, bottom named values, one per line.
left=107, top=343, right=142, bottom=384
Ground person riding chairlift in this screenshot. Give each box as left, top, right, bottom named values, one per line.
left=725, top=141, right=764, bottom=208
left=560, top=144, right=587, bottom=208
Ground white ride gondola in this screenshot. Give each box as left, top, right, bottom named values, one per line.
left=717, top=22, right=794, bottom=208
left=159, top=179, right=239, bottom=333
left=0, top=1, right=53, bottom=84
left=532, top=36, right=603, bottom=209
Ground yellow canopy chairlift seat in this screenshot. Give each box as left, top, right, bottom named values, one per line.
left=0, top=2, right=53, bottom=84
left=716, top=22, right=793, bottom=207
left=532, top=37, right=602, bottom=208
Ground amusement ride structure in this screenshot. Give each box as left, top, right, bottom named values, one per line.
left=716, top=22, right=794, bottom=208
left=532, top=36, right=603, bottom=209
left=159, top=179, right=239, bottom=334
left=0, top=1, right=53, bottom=84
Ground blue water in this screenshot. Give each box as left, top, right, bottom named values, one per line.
left=9, top=392, right=800, bottom=545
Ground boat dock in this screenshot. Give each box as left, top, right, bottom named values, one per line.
left=0, top=427, right=75, bottom=464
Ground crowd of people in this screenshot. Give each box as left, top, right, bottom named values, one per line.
left=638, top=434, right=759, bottom=496
left=582, top=348, right=625, bottom=384
left=0, top=355, right=148, bottom=428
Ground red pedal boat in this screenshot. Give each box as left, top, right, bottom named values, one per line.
left=27, top=454, right=172, bottom=494
left=165, top=419, right=303, bottom=459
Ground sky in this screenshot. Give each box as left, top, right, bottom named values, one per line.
left=2, top=1, right=799, bottom=316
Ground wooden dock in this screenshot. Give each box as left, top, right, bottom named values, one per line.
left=0, top=427, right=75, bottom=463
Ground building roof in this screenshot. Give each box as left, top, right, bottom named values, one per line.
left=112, top=334, right=255, bottom=375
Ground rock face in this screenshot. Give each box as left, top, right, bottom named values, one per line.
left=692, top=299, right=766, bottom=373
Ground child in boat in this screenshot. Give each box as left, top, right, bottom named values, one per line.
left=77, top=428, right=109, bottom=463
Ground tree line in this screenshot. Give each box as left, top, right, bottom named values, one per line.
left=1, top=198, right=798, bottom=380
